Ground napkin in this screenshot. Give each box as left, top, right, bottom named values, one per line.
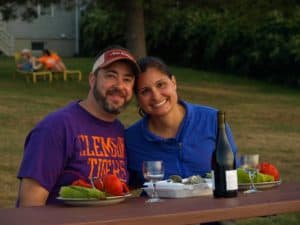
left=144, top=180, right=187, bottom=189
left=144, top=179, right=212, bottom=190
left=143, top=179, right=212, bottom=198
left=144, top=178, right=212, bottom=189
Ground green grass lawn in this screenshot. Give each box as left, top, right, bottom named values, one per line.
left=0, top=56, right=299, bottom=224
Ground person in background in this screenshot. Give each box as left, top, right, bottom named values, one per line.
left=125, top=56, right=239, bottom=188
left=38, top=49, right=67, bottom=72
left=16, top=46, right=140, bottom=207
left=17, top=49, right=40, bottom=72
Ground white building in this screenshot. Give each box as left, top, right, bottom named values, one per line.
left=0, top=1, right=80, bottom=57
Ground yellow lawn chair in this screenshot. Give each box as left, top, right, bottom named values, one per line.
left=50, top=51, right=82, bottom=81
left=52, top=70, right=82, bottom=81
left=14, top=52, right=53, bottom=83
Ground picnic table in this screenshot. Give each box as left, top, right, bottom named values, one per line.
left=1, top=183, right=300, bottom=225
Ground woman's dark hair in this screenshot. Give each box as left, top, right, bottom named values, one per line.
left=42, top=49, right=51, bottom=56
left=135, top=56, right=172, bottom=94
left=135, top=56, right=174, bottom=117
left=138, top=56, right=172, bottom=77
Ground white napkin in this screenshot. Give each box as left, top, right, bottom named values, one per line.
left=144, top=180, right=186, bottom=189
left=143, top=179, right=212, bottom=198
left=144, top=178, right=212, bottom=190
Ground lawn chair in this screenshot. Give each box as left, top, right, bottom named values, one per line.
left=52, top=70, right=82, bottom=81
left=49, top=51, right=82, bottom=81
left=13, top=52, right=53, bottom=83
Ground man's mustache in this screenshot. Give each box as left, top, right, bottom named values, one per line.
left=106, top=87, right=126, bottom=97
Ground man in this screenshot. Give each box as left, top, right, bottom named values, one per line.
left=16, top=46, right=140, bottom=207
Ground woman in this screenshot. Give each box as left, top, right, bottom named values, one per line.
left=125, top=56, right=238, bottom=188
left=38, top=49, right=66, bottom=72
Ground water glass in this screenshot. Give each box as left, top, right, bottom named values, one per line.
left=240, top=154, right=261, bottom=193
left=142, top=161, right=164, bottom=203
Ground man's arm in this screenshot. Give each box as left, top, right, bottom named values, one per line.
left=18, top=178, right=49, bottom=207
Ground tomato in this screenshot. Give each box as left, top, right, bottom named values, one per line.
left=103, top=174, right=129, bottom=196
left=72, top=179, right=92, bottom=188
left=259, top=162, right=280, bottom=181
left=93, top=178, right=104, bottom=191
left=122, top=182, right=129, bottom=193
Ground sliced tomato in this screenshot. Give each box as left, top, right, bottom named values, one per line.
left=93, top=177, right=104, bottom=191
left=259, top=162, right=280, bottom=181
left=72, top=179, right=92, bottom=188
left=103, top=174, right=129, bottom=196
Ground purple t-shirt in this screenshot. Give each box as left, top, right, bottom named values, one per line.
left=17, top=101, right=128, bottom=204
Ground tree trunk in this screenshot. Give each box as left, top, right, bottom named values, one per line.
left=124, top=0, right=146, bottom=60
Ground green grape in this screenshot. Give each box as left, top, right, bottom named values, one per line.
left=256, top=173, right=274, bottom=182
left=254, top=173, right=264, bottom=183
left=237, top=168, right=275, bottom=183
left=237, top=168, right=250, bottom=183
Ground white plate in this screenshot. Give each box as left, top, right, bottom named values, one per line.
left=57, top=194, right=131, bottom=206
left=238, top=180, right=282, bottom=191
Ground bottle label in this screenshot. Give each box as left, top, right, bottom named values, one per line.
left=225, top=170, right=238, bottom=191
left=211, top=170, right=215, bottom=190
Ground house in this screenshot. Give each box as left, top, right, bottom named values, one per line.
left=0, top=1, right=80, bottom=57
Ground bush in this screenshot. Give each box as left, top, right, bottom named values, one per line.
left=80, top=2, right=300, bottom=87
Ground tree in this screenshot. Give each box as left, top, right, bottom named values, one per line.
left=125, top=0, right=146, bottom=58
left=0, top=0, right=147, bottom=58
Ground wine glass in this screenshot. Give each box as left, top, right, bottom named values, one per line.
left=142, top=161, right=164, bottom=203
left=240, top=154, right=261, bottom=193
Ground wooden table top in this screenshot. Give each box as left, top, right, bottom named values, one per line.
left=1, top=183, right=300, bottom=225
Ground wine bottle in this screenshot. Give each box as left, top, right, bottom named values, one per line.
left=211, top=111, right=238, bottom=198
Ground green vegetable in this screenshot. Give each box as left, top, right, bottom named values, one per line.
left=256, top=173, right=274, bottom=182
left=169, top=175, right=182, bottom=183
left=185, top=175, right=204, bottom=184
left=237, top=168, right=275, bottom=183
left=59, top=185, right=106, bottom=199
left=205, top=173, right=212, bottom=178
left=237, top=168, right=250, bottom=183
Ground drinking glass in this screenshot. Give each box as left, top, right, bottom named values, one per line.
left=240, top=154, right=261, bottom=193
left=142, top=161, right=164, bottom=203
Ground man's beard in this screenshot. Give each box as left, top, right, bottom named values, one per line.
left=93, top=85, right=131, bottom=115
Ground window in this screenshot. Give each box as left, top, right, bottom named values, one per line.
left=37, top=4, right=54, bottom=17
left=31, top=42, right=44, bottom=50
